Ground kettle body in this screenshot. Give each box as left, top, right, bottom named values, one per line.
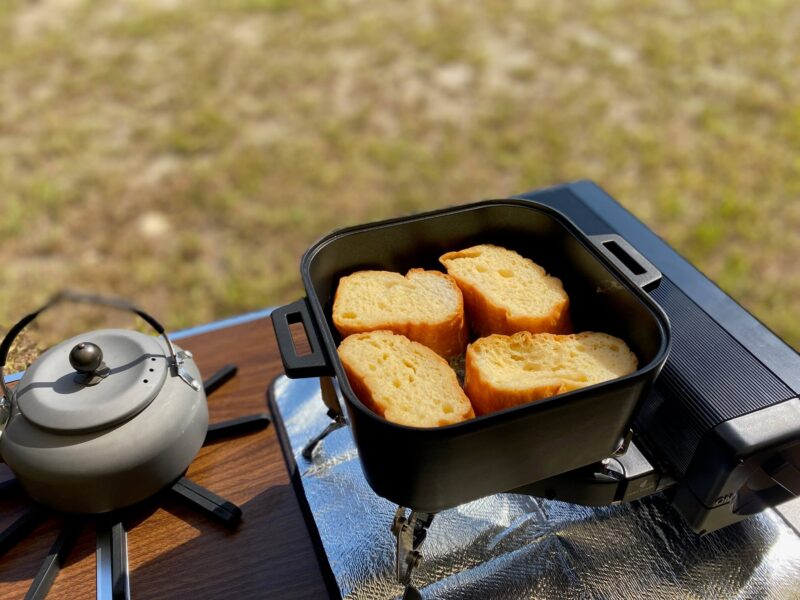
left=0, top=293, right=209, bottom=513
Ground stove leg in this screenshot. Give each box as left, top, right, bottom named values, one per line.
left=0, top=506, right=45, bottom=557
left=301, top=377, right=348, bottom=461
left=391, top=507, right=435, bottom=599
left=204, top=413, right=270, bottom=445
left=301, top=410, right=347, bottom=461
left=203, top=364, right=238, bottom=397
left=26, top=520, right=82, bottom=600
left=96, top=515, right=129, bottom=600
left=171, top=477, right=242, bottom=529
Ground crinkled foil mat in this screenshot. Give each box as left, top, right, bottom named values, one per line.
left=272, top=376, right=800, bottom=600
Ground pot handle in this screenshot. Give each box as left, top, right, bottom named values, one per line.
left=0, top=290, right=197, bottom=409
left=271, top=298, right=332, bottom=378
left=589, top=234, right=662, bottom=291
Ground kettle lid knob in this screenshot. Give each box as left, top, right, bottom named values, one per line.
left=69, top=342, right=108, bottom=385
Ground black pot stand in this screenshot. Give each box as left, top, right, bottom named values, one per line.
left=0, top=363, right=271, bottom=600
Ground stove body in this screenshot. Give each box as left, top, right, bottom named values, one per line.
left=511, top=180, right=800, bottom=534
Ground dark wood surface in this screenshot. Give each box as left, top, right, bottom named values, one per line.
left=0, top=317, right=330, bottom=599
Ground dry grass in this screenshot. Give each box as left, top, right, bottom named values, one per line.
left=1, top=0, right=799, bottom=370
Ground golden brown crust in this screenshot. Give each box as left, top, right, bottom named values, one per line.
left=339, top=332, right=475, bottom=426
left=464, top=331, right=636, bottom=416
left=340, top=355, right=384, bottom=418
left=332, top=269, right=468, bottom=358
left=464, top=341, right=564, bottom=416
left=439, top=247, right=572, bottom=337
left=451, top=274, right=571, bottom=337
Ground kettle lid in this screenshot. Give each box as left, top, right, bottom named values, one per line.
left=15, top=329, right=169, bottom=433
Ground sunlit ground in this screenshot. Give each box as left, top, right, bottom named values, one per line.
left=1, top=0, right=798, bottom=369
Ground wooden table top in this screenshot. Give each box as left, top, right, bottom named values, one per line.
left=0, top=316, right=331, bottom=599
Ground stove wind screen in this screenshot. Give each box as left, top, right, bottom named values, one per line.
left=273, top=376, right=800, bottom=600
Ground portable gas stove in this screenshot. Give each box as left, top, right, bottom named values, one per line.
left=270, top=181, right=800, bottom=598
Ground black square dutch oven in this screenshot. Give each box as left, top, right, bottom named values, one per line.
left=272, top=199, right=671, bottom=513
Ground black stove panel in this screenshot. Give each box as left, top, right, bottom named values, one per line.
left=644, top=277, right=795, bottom=475
left=516, top=181, right=800, bottom=533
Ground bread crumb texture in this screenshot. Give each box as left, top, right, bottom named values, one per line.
left=338, top=330, right=474, bottom=427
left=332, top=269, right=467, bottom=357
left=465, top=331, right=638, bottom=415
left=439, top=244, right=571, bottom=336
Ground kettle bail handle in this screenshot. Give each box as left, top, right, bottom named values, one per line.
left=0, top=290, right=185, bottom=405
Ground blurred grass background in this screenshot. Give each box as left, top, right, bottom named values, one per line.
left=1, top=0, right=798, bottom=369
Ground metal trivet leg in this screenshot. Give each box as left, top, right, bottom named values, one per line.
left=301, top=377, right=347, bottom=460
left=201, top=363, right=270, bottom=444
left=171, top=477, right=242, bottom=528
left=391, top=507, right=435, bottom=600
left=0, top=506, right=46, bottom=557
left=203, top=364, right=237, bottom=397
left=204, top=413, right=271, bottom=445
left=26, top=520, right=82, bottom=600
left=96, top=515, right=130, bottom=600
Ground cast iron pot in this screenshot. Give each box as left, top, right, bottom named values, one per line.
left=272, top=199, right=671, bottom=513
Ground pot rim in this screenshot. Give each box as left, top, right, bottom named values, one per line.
left=299, top=197, right=672, bottom=434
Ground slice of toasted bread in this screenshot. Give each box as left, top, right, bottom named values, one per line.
left=332, top=269, right=467, bottom=358
left=465, top=331, right=638, bottom=416
left=439, top=244, right=571, bottom=337
left=338, top=331, right=475, bottom=427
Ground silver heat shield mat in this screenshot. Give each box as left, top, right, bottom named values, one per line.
left=271, top=376, right=800, bottom=600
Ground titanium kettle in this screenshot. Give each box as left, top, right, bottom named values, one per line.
left=0, top=291, right=208, bottom=513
